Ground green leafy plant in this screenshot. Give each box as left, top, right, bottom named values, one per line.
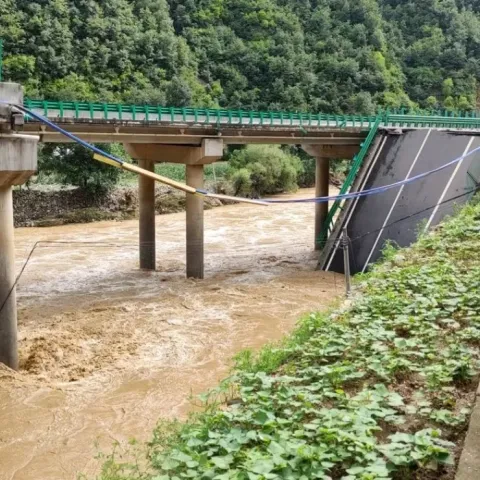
left=227, top=145, right=303, bottom=197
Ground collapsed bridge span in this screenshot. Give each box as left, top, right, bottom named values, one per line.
left=319, top=128, right=480, bottom=274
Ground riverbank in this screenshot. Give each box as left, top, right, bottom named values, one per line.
left=12, top=185, right=225, bottom=227
left=104, top=197, right=480, bottom=479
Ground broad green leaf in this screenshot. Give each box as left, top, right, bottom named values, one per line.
left=211, top=455, right=234, bottom=470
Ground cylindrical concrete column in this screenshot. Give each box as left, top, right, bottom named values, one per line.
left=315, top=157, right=330, bottom=250
left=186, top=164, right=204, bottom=279
left=0, top=186, right=18, bottom=369
left=0, top=83, right=38, bottom=370
left=139, top=159, right=156, bottom=270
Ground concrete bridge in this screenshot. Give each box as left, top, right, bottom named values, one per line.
left=20, top=99, right=480, bottom=274
left=1, top=83, right=480, bottom=369
left=21, top=99, right=372, bottom=278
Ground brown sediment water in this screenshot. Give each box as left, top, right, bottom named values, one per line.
left=0, top=187, right=342, bottom=480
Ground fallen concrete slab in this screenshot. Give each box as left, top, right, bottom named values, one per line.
left=320, top=128, right=480, bottom=274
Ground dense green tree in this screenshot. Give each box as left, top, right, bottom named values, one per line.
left=39, top=143, right=127, bottom=192
left=1, top=0, right=480, bottom=112
left=228, top=145, right=303, bottom=197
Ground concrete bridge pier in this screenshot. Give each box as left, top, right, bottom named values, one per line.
left=0, top=83, right=38, bottom=369
left=138, top=159, right=156, bottom=270
left=303, top=144, right=358, bottom=250
left=125, top=139, right=224, bottom=279
left=314, top=156, right=330, bottom=251
left=186, top=164, right=204, bottom=279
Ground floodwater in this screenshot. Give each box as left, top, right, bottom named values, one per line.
left=0, top=188, right=342, bottom=480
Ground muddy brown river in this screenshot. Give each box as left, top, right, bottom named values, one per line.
left=0, top=188, right=341, bottom=480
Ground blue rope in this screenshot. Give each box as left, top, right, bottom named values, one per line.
left=13, top=104, right=125, bottom=165
left=13, top=104, right=480, bottom=204
left=266, top=142, right=480, bottom=203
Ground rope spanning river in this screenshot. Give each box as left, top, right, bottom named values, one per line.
left=0, top=188, right=341, bottom=480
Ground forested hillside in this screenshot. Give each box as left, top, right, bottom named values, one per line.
left=1, top=0, right=480, bottom=113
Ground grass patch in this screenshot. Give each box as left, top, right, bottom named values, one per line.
left=95, top=197, right=480, bottom=480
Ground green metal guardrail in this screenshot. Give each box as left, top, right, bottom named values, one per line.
left=317, top=117, right=382, bottom=249
left=23, top=99, right=379, bottom=128
left=386, top=114, right=480, bottom=129
left=23, top=99, right=480, bottom=130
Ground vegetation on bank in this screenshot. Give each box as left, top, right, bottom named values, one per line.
left=12, top=185, right=226, bottom=227
left=97, top=197, right=480, bottom=480
left=228, top=146, right=303, bottom=197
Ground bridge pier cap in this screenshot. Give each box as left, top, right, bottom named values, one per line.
left=124, top=138, right=224, bottom=165
left=0, top=83, right=38, bottom=185
left=0, top=82, right=39, bottom=370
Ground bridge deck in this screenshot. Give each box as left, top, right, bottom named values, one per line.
left=22, top=119, right=367, bottom=145
left=20, top=100, right=480, bottom=144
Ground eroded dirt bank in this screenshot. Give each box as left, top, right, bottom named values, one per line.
left=13, top=185, right=224, bottom=227
left=0, top=188, right=342, bottom=480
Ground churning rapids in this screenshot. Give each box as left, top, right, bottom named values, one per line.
left=0, top=188, right=341, bottom=480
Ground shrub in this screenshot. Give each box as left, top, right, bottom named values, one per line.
left=230, top=168, right=252, bottom=197
left=38, top=143, right=127, bottom=193
left=227, top=145, right=303, bottom=197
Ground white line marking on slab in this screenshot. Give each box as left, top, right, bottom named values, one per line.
left=424, top=136, right=475, bottom=231
left=361, top=129, right=432, bottom=273
left=325, top=135, right=388, bottom=271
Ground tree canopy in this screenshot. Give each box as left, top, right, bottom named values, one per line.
left=1, top=0, right=480, bottom=113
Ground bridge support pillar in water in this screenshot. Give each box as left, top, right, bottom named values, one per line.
left=0, top=82, right=38, bottom=370
left=139, top=159, right=156, bottom=270
left=186, top=164, right=204, bottom=279
left=125, top=139, right=224, bottom=279
left=303, top=144, right=358, bottom=250
left=314, top=157, right=330, bottom=251
left=303, top=145, right=330, bottom=250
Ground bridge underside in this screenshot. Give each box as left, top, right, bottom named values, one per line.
left=319, top=128, right=480, bottom=274
left=22, top=120, right=366, bottom=146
